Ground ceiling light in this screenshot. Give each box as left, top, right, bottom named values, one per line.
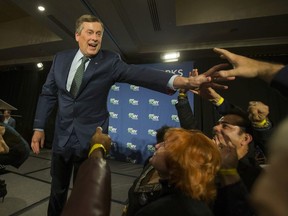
left=38, top=6, right=45, bottom=12
left=163, top=58, right=179, bottom=62
left=161, top=52, right=180, bottom=62
left=37, top=62, right=44, bottom=70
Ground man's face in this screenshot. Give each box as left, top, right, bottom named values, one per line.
left=75, top=21, right=103, bottom=57
left=213, top=114, right=248, bottom=151
left=3, top=111, right=9, bottom=118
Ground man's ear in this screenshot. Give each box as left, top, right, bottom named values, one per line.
left=242, top=133, right=253, bottom=146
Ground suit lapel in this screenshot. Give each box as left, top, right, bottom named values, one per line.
left=77, top=51, right=104, bottom=94
left=62, top=50, right=78, bottom=93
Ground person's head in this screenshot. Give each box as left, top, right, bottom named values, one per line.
left=75, top=14, right=104, bottom=57
left=213, top=108, right=253, bottom=159
left=3, top=110, right=11, bottom=119
left=156, top=125, right=171, bottom=143
left=150, top=128, right=221, bottom=202
left=0, top=111, right=3, bottom=122
left=252, top=117, right=288, bottom=216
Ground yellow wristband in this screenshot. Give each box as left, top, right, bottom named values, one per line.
left=179, top=93, right=187, bottom=97
left=219, top=168, right=238, bottom=175
left=253, top=118, right=267, bottom=127
left=215, top=97, right=224, bottom=106
left=88, top=144, right=106, bottom=157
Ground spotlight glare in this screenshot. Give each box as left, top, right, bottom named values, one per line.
left=37, top=62, right=43, bottom=68
left=161, top=52, right=180, bottom=60
left=38, top=6, right=45, bottom=12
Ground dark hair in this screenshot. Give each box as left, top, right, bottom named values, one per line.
left=0, top=111, right=3, bottom=122
left=226, top=107, right=253, bottom=134
left=156, top=125, right=171, bottom=143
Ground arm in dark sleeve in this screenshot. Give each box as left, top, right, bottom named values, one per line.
left=215, top=99, right=237, bottom=116
left=270, top=65, right=288, bottom=98
left=213, top=181, right=254, bottom=216
left=175, top=96, right=198, bottom=129
left=252, top=122, right=273, bottom=156
left=61, top=158, right=111, bottom=216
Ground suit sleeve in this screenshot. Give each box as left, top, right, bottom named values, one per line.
left=33, top=56, right=59, bottom=129
left=175, top=96, right=198, bottom=130
left=111, top=54, right=175, bottom=95
left=270, top=65, right=288, bottom=98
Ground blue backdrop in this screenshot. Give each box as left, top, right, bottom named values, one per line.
left=108, top=61, right=194, bottom=164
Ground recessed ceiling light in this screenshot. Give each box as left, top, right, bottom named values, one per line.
left=37, top=62, right=44, bottom=69
left=38, top=6, right=45, bottom=12
left=161, top=52, right=180, bottom=62
left=161, top=52, right=180, bottom=60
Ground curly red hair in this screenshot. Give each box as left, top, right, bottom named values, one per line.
left=164, top=128, right=221, bottom=202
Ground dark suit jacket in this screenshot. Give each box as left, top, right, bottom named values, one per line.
left=33, top=49, right=174, bottom=155
left=5, top=117, right=16, bottom=129
left=0, top=123, right=30, bottom=168
left=271, top=64, right=288, bottom=98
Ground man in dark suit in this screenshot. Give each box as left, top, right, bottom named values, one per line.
left=30, top=14, right=225, bottom=216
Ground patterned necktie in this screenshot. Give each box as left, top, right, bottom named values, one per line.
left=70, top=56, right=89, bottom=97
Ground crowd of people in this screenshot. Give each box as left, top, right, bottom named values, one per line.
left=61, top=42, right=288, bottom=216
left=0, top=110, right=30, bottom=201
left=1, top=13, right=287, bottom=216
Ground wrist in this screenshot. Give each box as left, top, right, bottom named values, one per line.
left=252, top=118, right=270, bottom=128
left=259, top=61, right=284, bottom=83
left=178, top=92, right=187, bottom=99
left=218, top=168, right=238, bottom=175
left=218, top=168, right=240, bottom=187
left=209, top=96, right=224, bottom=106
left=88, top=144, right=107, bottom=157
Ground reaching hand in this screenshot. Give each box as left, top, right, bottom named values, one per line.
left=31, top=130, right=45, bottom=154
left=213, top=47, right=284, bottom=83
left=188, top=67, right=227, bottom=102
left=173, top=63, right=233, bottom=90
left=247, top=101, right=269, bottom=123
left=213, top=133, right=238, bottom=169
left=90, top=127, right=112, bottom=155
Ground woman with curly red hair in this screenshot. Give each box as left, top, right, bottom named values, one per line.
left=135, top=128, right=221, bottom=216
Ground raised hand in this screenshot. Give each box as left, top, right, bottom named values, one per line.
left=213, top=47, right=284, bottom=83
left=247, top=101, right=269, bottom=123
left=90, top=127, right=112, bottom=156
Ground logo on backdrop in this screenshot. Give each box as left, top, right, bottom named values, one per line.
left=128, top=113, right=138, bottom=120
left=128, top=128, right=138, bottom=135
left=164, top=69, right=184, bottom=76
left=148, top=114, right=159, bottom=122
left=147, top=145, right=155, bottom=152
left=127, top=142, right=137, bottom=150
left=171, top=115, right=179, bottom=122
left=111, top=85, right=120, bottom=91
left=109, top=112, right=118, bottom=119
left=129, top=99, right=139, bottom=105
left=148, top=129, right=157, bottom=137
left=148, top=99, right=160, bottom=106
left=171, top=99, right=178, bottom=105
left=130, top=85, right=140, bottom=91
left=109, top=126, right=117, bottom=133
left=110, top=98, right=119, bottom=105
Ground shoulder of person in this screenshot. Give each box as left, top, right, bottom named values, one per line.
left=100, top=49, right=121, bottom=58
left=56, top=49, right=78, bottom=58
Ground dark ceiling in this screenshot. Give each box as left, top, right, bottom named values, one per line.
left=1, top=0, right=288, bottom=67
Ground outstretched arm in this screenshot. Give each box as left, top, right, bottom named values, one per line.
left=62, top=127, right=112, bottom=216
left=213, top=48, right=285, bottom=84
